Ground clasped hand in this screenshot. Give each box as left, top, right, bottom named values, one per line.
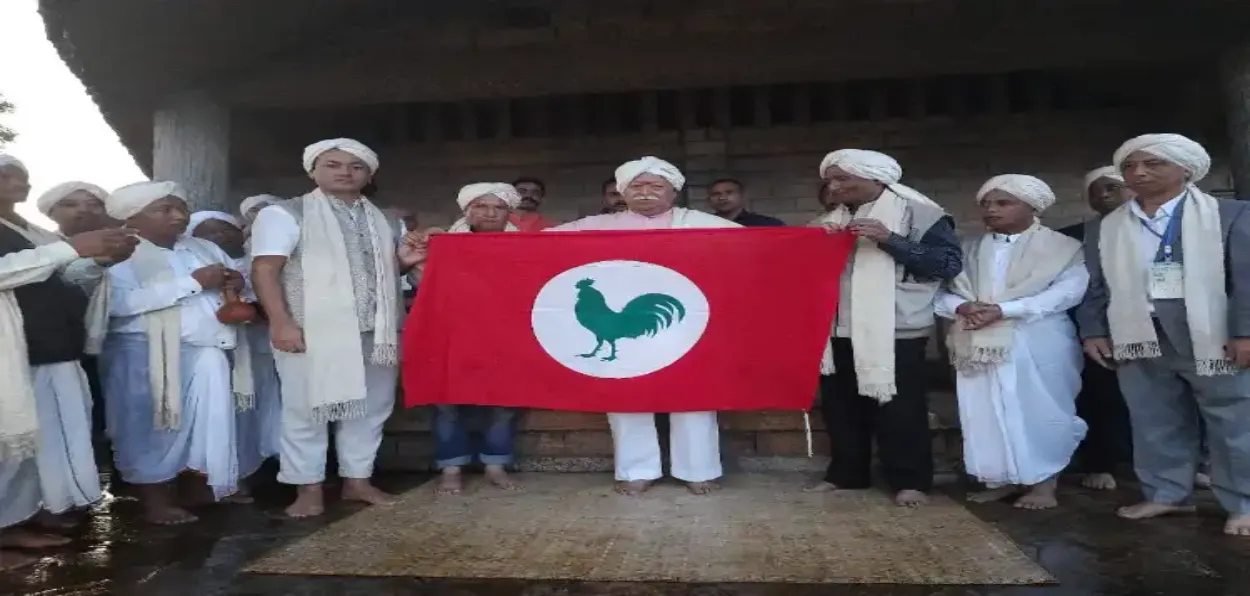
left=956, top=301, right=1004, bottom=330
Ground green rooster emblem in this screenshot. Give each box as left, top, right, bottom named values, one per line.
left=573, top=278, right=686, bottom=362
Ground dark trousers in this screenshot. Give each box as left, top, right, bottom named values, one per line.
left=82, top=355, right=113, bottom=470
left=1072, top=359, right=1133, bottom=473
left=821, top=337, right=933, bottom=492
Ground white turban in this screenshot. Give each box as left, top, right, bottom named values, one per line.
left=239, top=194, right=283, bottom=218
left=818, top=149, right=940, bottom=208
left=0, top=154, right=26, bottom=175
left=976, top=174, right=1057, bottom=212
left=188, top=211, right=242, bottom=235
left=1112, top=133, right=1211, bottom=182
left=302, top=138, right=379, bottom=174
left=614, top=156, right=685, bottom=194
left=456, top=183, right=521, bottom=211
left=106, top=180, right=188, bottom=220
left=34, top=181, right=108, bottom=216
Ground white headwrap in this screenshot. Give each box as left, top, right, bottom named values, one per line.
left=188, top=211, right=242, bottom=234
left=818, top=149, right=940, bottom=208
left=455, top=183, right=521, bottom=211
left=1082, top=166, right=1123, bottom=201
left=614, top=156, right=685, bottom=194
left=302, top=138, right=379, bottom=174
left=1112, top=133, right=1211, bottom=182
left=976, top=174, right=1056, bottom=212
left=106, top=181, right=188, bottom=221
left=0, top=153, right=26, bottom=174
left=239, top=194, right=283, bottom=218
left=35, top=181, right=108, bottom=216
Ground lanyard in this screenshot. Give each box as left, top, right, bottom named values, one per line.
left=1138, top=194, right=1185, bottom=262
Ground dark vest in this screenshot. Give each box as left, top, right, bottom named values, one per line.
left=0, top=223, right=89, bottom=365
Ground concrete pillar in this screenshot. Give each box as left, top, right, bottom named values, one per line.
left=153, top=92, right=230, bottom=212
left=1221, top=43, right=1250, bottom=197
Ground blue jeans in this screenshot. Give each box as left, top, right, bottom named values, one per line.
left=433, top=405, right=518, bottom=469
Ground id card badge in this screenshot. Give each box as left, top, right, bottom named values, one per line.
left=1149, top=262, right=1184, bottom=300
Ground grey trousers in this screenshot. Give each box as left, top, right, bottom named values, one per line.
left=1116, top=326, right=1250, bottom=515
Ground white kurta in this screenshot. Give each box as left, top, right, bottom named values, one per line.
left=548, top=208, right=736, bottom=483
left=102, top=239, right=240, bottom=499
left=234, top=255, right=280, bottom=477
left=935, top=233, right=1090, bottom=487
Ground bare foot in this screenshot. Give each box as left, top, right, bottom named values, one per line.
left=33, top=510, right=79, bottom=531
left=0, top=549, right=38, bottom=572
left=1195, top=472, right=1213, bottom=490
left=341, top=478, right=396, bottom=506
left=284, top=485, right=325, bottom=519
left=1081, top=473, right=1118, bottom=491
left=803, top=481, right=843, bottom=493
left=894, top=490, right=929, bottom=507
left=1224, top=513, right=1250, bottom=536
left=435, top=468, right=463, bottom=495
left=1014, top=479, right=1059, bottom=510
left=968, top=485, right=1021, bottom=504
left=1116, top=501, right=1196, bottom=520
left=686, top=481, right=720, bottom=495
left=178, top=473, right=216, bottom=508
left=0, top=528, right=72, bottom=548
left=484, top=465, right=522, bottom=491
left=614, top=480, right=653, bottom=495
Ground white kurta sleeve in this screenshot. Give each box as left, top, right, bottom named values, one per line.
left=934, top=290, right=964, bottom=319
left=108, top=268, right=204, bottom=317
left=998, top=262, right=1090, bottom=322
left=0, top=242, right=79, bottom=291
left=61, top=258, right=108, bottom=294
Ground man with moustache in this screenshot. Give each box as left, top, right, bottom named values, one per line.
left=1077, top=133, right=1250, bottom=536
left=509, top=177, right=557, bottom=231
left=706, top=178, right=784, bottom=227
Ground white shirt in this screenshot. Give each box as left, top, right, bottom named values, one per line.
left=106, top=238, right=238, bottom=349
left=1126, top=193, right=1183, bottom=312
left=936, top=232, right=1088, bottom=324
left=250, top=199, right=388, bottom=259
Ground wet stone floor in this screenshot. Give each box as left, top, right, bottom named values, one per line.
left=2, top=463, right=1248, bottom=596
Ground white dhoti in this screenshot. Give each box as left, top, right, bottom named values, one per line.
left=273, top=332, right=396, bottom=485
left=955, top=314, right=1087, bottom=487
left=235, top=324, right=282, bottom=478
left=101, top=334, right=239, bottom=499
left=0, top=458, right=41, bottom=529
left=31, top=361, right=102, bottom=513
left=609, top=411, right=722, bottom=483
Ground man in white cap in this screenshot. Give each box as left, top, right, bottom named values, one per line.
left=547, top=156, right=738, bottom=495
left=405, top=183, right=523, bottom=494
left=36, top=182, right=113, bottom=237
left=251, top=138, right=422, bottom=518
left=806, top=149, right=962, bottom=507
left=1060, top=168, right=1134, bottom=491
left=0, top=155, right=135, bottom=565
left=937, top=174, right=1088, bottom=510
left=187, top=211, right=278, bottom=499
left=239, top=194, right=284, bottom=224
left=1077, top=133, right=1250, bottom=536
left=101, top=180, right=249, bottom=525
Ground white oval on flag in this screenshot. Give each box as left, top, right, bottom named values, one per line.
left=531, top=260, right=710, bottom=379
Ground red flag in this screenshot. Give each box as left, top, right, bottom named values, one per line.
left=402, top=227, right=854, bottom=413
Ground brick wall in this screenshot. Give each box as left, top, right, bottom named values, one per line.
left=234, top=108, right=1234, bottom=232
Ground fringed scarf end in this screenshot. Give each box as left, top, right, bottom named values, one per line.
left=860, top=383, right=896, bottom=404
left=371, top=342, right=399, bottom=368
left=1114, top=341, right=1161, bottom=362
left=310, top=399, right=368, bottom=425
left=1197, top=358, right=1237, bottom=377
left=234, top=391, right=256, bottom=412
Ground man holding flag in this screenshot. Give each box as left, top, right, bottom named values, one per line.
left=547, top=157, right=740, bottom=496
